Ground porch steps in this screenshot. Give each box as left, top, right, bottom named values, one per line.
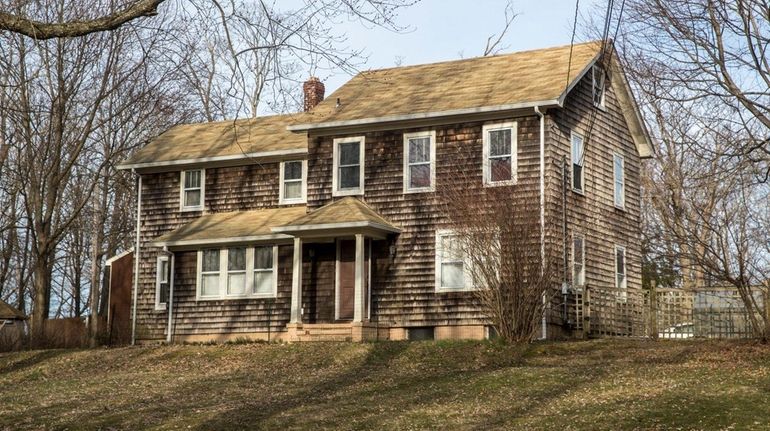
left=295, top=323, right=354, bottom=342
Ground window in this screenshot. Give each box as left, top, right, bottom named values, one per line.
left=482, top=122, right=517, bottom=186
left=155, top=255, right=171, bottom=310
left=279, top=160, right=307, bottom=204
left=615, top=245, right=627, bottom=302
left=592, top=65, right=606, bottom=108
left=332, top=136, right=365, bottom=196
left=197, top=246, right=277, bottom=300
left=403, top=131, right=436, bottom=193
left=613, top=153, right=625, bottom=209
left=200, top=249, right=221, bottom=297
left=180, top=169, right=205, bottom=211
left=571, top=132, right=584, bottom=193
left=573, top=234, right=585, bottom=289
left=227, top=248, right=247, bottom=295
left=435, top=230, right=472, bottom=291
left=253, top=246, right=274, bottom=295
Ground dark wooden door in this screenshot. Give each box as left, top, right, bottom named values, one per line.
left=337, top=240, right=355, bottom=320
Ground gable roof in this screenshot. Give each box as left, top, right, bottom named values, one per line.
left=273, top=197, right=400, bottom=234
left=288, top=41, right=603, bottom=131
left=151, top=206, right=308, bottom=247
left=0, top=299, right=25, bottom=320
left=117, top=114, right=309, bottom=171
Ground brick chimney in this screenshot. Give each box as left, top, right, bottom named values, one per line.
left=303, top=77, right=325, bottom=112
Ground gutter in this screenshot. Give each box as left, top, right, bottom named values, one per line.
left=288, top=100, right=560, bottom=132
left=131, top=171, right=142, bottom=345
left=534, top=106, right=547, bottom=341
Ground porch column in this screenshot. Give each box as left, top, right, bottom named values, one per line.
left=353, top=233, right=365, bottom=323
left=290, top=237, right=303, bottom=324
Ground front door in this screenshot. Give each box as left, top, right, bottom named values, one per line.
left=337, top=240, right=356, bottom=320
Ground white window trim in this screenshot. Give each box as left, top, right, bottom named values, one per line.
left=572, top=233, right=585, bottom=290
left=196, top=246, right=278, bottom=301
left=332, top=136, right=365, bottom=197
left=482, top=121, right=517, bottom=187
left=571, top=131, right=585, bottom=195
left=615, top=245, right=627, bottom=303
left=592, top=65, right=606, bottom=110
left=435, top=229, right=474, bottom=292
left=279, top=160, right=308, bottom=205
left=402, top=130, right=437, bottom=193
left=613, top=153, right=626, bottom=210
left=180, top=169, right=205, bottom=212
left=155, top=255, right=170, bottom=311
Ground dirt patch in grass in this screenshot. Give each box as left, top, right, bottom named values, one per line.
left=1, top=339, right=769, bottom=430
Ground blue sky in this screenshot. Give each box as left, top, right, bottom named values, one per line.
left=321, top=0, right=602, bottom=93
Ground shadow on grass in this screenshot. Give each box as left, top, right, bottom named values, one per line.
left=0, top=349, right=68, bottom=374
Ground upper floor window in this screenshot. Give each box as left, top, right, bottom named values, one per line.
left=571, top=132, right=584, bottom=193
left=279, top=160, right=307, bottom=204
left=435, top=230, right=473, bottom=292
left=592, top=65, right=606, bottom=108
left=403, top=131, right=436, bottom=193
left=482, top=121, right=517, bottom=186
left=180, top=169, right=205, bottom=211
left=197, top=246, right=278, bottom=300
left=155, top=254, right=171, bottom=310
left=615, top=245, right=627, bottom=302
left=332, top=136, right=365, bottom=196
left=613, top=153, right=625, bottom=209
left=573, top=234, right=585, bottom=289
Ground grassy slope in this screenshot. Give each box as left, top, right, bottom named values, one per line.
left=1, top=339, right=769, bottom=430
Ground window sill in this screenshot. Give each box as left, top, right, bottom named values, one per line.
left=180, top=206, right=203, bottom=212
left=614, top=204, right=626, bottom=212
left=196, top=294, right=277, bottom=301
left=436, top=287, right=476, bottom=293
left=279, top=198, right=307, bottom=205
left=332, top=188, right=364, bottom=197
left=572, top=188, right=585, bottom=196
left=154, top=304, right=167, bottom=311
left=483, top=179, right=517, bottom=188
left=404, top=187, right=435, bottom=194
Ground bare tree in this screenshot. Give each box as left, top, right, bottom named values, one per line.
left=483, top=0, right=518, bottom=56
left=441, top=182, right=557, bottom=343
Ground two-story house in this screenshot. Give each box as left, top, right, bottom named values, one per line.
left=117, top=40, right=653, bottom=343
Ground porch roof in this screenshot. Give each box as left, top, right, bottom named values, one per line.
left=150, top=206, right=308, bottom=248
left=272, top=197, right=400, bottom=237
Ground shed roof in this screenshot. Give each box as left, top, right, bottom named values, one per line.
left=151, top=206, right=308, bottom=247
left=0, top=299, right=26, bottom=320
left=118, top=114, right=309, bottom=170
left=289, top=41, right=602, bottom=130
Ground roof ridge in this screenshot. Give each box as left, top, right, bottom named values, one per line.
left=352, top=40, right=603, bottom=77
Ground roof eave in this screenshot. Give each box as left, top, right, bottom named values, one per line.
left=150, top=233, right=295, bottom=249
left=116, top=148, right=307, bottom=171
left=287, top=100, right=562, bottom=133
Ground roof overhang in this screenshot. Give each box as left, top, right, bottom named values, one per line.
left=150, top=233, right=295, bottom=250
left=105, top=248, right=134, bottom=266
left=287, top=100, right=561, bottom=136
left=117, top=148, right=307, bottom=173
left=272, top=221, right=401, bottom=240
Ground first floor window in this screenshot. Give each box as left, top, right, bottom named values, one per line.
left=200, top=249, right=220, bottom=297
left=333, top=137, right=365, bottom=196
left=571, top=132, right=584, bottom=193
left=280, top=160, right=306, bottom=204
left=573, top=234, right=585, bottom=288
left=227, top=248, right=247, bottom=295
left=403, top=131, right=436, bottom=192
left=198, top=246, right=277, bottom=299
left=435, top=230, right=472, bottom=291
left=613, top=153, right=625, bottom=209
left=615, top=245, right=627, bottom=301
left=181, top=169, right=204, bottom=210
left=253, top=246, right=274, bottom=295
left=156, top=255, right=171, bottom=309
left=483, top=122, right=517, bottom=185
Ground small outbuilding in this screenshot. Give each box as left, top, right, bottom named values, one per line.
left=0, top=299, right=27, bottom=351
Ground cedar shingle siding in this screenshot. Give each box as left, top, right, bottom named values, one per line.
left=129, top=43, right=647, bottom=342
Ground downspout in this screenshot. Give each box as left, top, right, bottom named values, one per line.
left=535, top=106, right=547, bottom=340
left=131, top=171, right=142, bottom=345
left=164, top=246, right=174, bottom=344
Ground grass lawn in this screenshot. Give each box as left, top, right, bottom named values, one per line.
left=1, top=339, right=769, bottom=430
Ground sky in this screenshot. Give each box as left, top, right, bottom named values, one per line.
left=320, top=0, right=602, bottom=94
